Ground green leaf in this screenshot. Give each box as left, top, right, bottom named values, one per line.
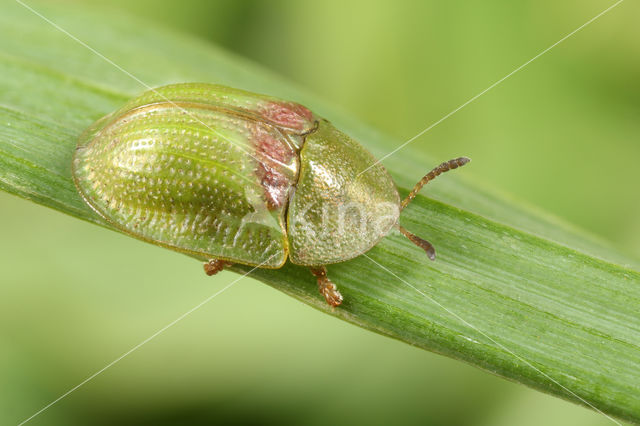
left=1, top=2, right=638, bottom=423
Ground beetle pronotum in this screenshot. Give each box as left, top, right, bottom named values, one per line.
left=73, top=83, right=469, bottom=307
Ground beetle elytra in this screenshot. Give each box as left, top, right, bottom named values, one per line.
left=72, top=83, right=469, bottom=307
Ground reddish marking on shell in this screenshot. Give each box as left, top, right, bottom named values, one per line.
left=261, top=101, right=313, bottom=131
left=251, top=124, right=297, bottom=210
left=256, top=163, right=292, bottom=210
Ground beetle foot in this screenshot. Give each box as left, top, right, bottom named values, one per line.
left=319, top=279, right=343, bottom=307
left=310, top=266, right=343, bottom=307
left=204, top=259, right=232, bottom=276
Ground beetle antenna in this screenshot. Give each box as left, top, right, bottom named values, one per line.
left=397, top=225, right=436, bottom=261
left=401, top=157, right=470, bottom=210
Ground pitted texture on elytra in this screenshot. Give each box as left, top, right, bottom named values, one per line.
left=74, top=83, right=405, bottom=273
left=73, top=89, right=307, bottom=267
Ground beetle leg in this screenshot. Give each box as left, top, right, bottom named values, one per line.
left=401, top=157, right=470, bottom=210
left=310, top=266, right=343, bottom=307
left=203, top=259, right=232, bottom=276
left=398, top=225, right=436, bottom=260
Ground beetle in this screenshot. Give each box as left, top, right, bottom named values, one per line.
left=72, top=83, right=469, bottom=307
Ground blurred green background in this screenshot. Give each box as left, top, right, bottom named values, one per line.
left=1, top=0, right=638, bottom=425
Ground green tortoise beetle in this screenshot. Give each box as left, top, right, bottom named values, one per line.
left=72, top=83, right=469, bottom=307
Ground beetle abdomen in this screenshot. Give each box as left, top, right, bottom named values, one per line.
left=72, top=84, right=314, bottom=268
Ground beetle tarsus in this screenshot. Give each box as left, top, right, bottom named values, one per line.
left=310, top=266, right=343, bottom=307
left=401, top=157, right=470, bottom=210
left=204, top=259, right=232, bottom=276
left=398, top=225, right=436, bottom=260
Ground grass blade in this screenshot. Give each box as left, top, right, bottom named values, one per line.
left=1, top=2, right=638, bottom=422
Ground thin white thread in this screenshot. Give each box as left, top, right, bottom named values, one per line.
left=357, top=0, right=625, bottom=177
left=18, top=260, right=270, bottom=426
left=362, top=253, right=622, bottom=426
left=14, top=0, right=292, bottom=169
